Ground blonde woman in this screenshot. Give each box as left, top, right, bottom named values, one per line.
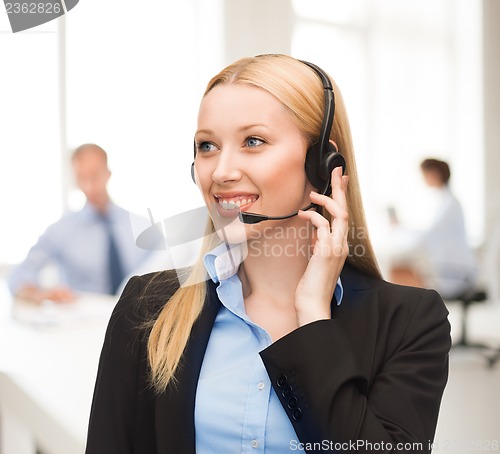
left=86, top=55, right=450, bottom=453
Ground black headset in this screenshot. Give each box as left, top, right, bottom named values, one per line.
left=190, top=58, right=346, bottom=224
left=300, top=60, right=346, bottom=196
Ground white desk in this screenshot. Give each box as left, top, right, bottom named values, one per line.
left=0, top=282, right=116, bottom=454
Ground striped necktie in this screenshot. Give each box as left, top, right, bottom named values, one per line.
left=101, top=213, right=125, bottom=294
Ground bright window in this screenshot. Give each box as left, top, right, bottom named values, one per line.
left=0, top=15, right=61, bottom=264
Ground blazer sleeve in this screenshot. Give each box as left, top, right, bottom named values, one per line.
left=85, top=276, right=157, bottom=454
left=260, top=288, right=451, bottom=453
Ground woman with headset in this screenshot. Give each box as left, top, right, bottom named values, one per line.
left=86, top=55, right=450, bottom=453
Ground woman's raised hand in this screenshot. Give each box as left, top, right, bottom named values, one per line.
left=295, top=166, right=349, bottom=326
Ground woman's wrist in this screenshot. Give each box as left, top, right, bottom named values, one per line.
left=296, top=306, right=331, bottom=327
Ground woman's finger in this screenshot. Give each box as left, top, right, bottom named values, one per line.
left=309, top=192, right=348, bottom=224
left=297, top=208, right=330, bottom=236
left=331, top=166, right=348, bottom=201
left=297, top=209, right=347, bottom=257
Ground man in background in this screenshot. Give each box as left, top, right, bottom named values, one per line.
left=388, top=158, right=477, bottom=299
left=8, top=143, right=152, bottom=303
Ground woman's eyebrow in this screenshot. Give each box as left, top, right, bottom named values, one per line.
left=194, top=129, right=214, bottom=137
left=237, top=124, right=271, bottom=132
left=195, top=124, right=271, bottom=137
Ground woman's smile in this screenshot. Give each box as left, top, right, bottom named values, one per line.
left=213, top=193, right=259, bottom=217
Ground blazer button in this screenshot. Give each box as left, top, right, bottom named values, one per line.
left=281, top=384, right=293, bottom=398
left=292, top=408, right=303, bottom=421
left=287, top=396, right=299, bottom=409
left=277, top=374, right=288, bottom=388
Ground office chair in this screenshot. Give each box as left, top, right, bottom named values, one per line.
left=449, top=288, right=499, bottom=367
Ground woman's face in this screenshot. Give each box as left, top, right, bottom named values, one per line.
left=194, top=83, right=315, bottom=241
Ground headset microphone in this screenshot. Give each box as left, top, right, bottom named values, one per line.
left=237, top=201, right=318, bottom=224
left=190, top=58, right=346, bottom=225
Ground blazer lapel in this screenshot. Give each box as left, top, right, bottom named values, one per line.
left=155, top=280, right=220, bottom=453
left=337, top=263, right=380, bottom=385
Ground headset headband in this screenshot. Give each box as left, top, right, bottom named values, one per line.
left=299, top=60, right=336, bottom=181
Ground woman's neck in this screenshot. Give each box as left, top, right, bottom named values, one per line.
left=238, top=219, right=314, bottom=307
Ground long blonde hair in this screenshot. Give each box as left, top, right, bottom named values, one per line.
left=148, top=55, right=381, bottom=392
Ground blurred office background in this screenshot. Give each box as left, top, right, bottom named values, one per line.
left=1, top=0, right=499, bottom=453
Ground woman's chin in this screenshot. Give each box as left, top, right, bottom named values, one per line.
left=212, top=213, right=249, bottom=244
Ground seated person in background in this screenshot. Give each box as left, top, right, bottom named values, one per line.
left=8, top=143, right=153, bottom=303
left=389, top=158, right=476, bottom=299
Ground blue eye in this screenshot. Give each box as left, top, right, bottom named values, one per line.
left=197, top=142, right=217, bottom=153
left=246, top=137, right=264, bottom=148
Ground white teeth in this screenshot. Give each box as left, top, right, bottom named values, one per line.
left=221, top=201, right=237, bottom=210
left=216, top=196, right=257, bottom=210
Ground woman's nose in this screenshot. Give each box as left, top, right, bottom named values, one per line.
left=211, top=149, right=243, bottom=184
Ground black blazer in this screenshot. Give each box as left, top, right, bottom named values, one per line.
left=85, top=263, right=451, bottom=453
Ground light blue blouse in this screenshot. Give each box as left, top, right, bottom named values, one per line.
left=195, top=243, right=343, bottom=453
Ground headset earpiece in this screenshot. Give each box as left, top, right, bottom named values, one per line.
left=304, top=142, right=346, bottom=194
left=324, top=144, right=346, bottom=177
left=191, top=139, right=198, bottom=184
left=190, top=162, right=196, bottom=184
left=304, top=142, right=324, bottom=190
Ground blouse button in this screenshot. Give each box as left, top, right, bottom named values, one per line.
left=258, top=381, right=265, bottom=391
left=251, top=439, right=259, bottom=448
